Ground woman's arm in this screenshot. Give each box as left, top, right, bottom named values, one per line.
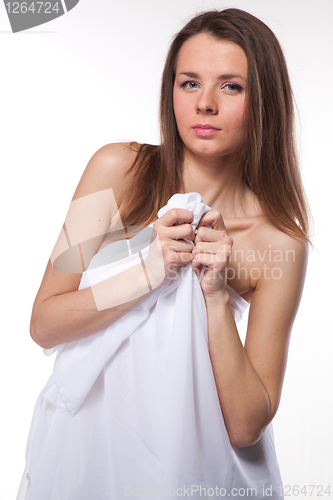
left=31, top=259, right=156, bottom=349
left=31, top=142, right=143, bottom=348
left=192, top=212, right=308, bottom=447
left=31, top=143, right=196, bottom=349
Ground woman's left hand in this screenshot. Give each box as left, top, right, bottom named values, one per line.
left=192, top=210, right=233, bottom=298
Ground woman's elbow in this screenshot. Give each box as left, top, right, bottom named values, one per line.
left=229, top=427, right=265, bottom=448
left=30, top=316, right=53, bottom=350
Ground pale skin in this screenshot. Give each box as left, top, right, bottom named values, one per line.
left=30, top=33, right=308, bottom=448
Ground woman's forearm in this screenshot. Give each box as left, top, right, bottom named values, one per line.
left=205, top=290, right=271, bottom=448
left=31, top=260, right=155, bottom=350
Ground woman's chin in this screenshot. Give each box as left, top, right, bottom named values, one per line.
left=183, top=142, right=240, bottom=161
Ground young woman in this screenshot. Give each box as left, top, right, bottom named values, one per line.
left=17, top=8, right=310, bottom=500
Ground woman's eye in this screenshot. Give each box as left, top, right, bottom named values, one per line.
left=179, top=81, right=243, bottom=92
left=180, top=80, right=199, bottom=89
left=223, top=83, right=243, bottom=92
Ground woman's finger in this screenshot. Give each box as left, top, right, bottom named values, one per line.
left=157, top=208, right=194, bottom=227
left=194, top=226, right=233, bottom=246
left=193, top=248, right=232, bottom=269
left=154, top=208, right=196, bottom=241
left=197, top=209, right=227, bottom=232
left=160, top=223, right=196, bottom=243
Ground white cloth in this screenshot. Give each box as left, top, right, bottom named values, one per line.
left=17, top=193, right=283, bottom=500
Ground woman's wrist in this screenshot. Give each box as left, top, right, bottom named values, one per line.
left=203, top=285, right=230, bottom=310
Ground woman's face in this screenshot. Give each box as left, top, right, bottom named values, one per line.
left=173, top=33, right=248, bottom=162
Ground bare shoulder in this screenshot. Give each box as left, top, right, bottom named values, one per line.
left=96, top=141, right=141, bottom=171
left=252, top=218, right=308, bottom=265
left=247, top=217, right=309, bottom=291
left=226, top=211, right=308, bottom=300
left=72, top=141, right=142, bottom=206
left=32, top=142, right=143, bottom=307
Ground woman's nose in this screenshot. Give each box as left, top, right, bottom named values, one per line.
left=196, top=88, right=218, bottom=114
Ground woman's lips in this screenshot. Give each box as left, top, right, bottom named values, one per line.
left=193, top=124, right=221, bottom=136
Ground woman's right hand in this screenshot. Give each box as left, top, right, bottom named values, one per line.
left=144, top=208, right=196, bottom=289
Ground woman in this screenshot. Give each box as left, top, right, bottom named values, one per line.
left=17, top=8, right=310, bottom=500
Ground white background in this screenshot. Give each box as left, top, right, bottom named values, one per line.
left=0, top=0, right=332, bottom=498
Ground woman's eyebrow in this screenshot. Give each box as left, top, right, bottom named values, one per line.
left=179, top=71, right=246, bottom=81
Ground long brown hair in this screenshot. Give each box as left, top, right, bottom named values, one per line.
left=119, top=8, right=311, bottom=242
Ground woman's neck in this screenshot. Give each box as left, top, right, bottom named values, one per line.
left=180, top=149, right=261, bottom=219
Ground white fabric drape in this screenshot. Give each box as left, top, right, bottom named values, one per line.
left=17, top=193, right=283, bottom=500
